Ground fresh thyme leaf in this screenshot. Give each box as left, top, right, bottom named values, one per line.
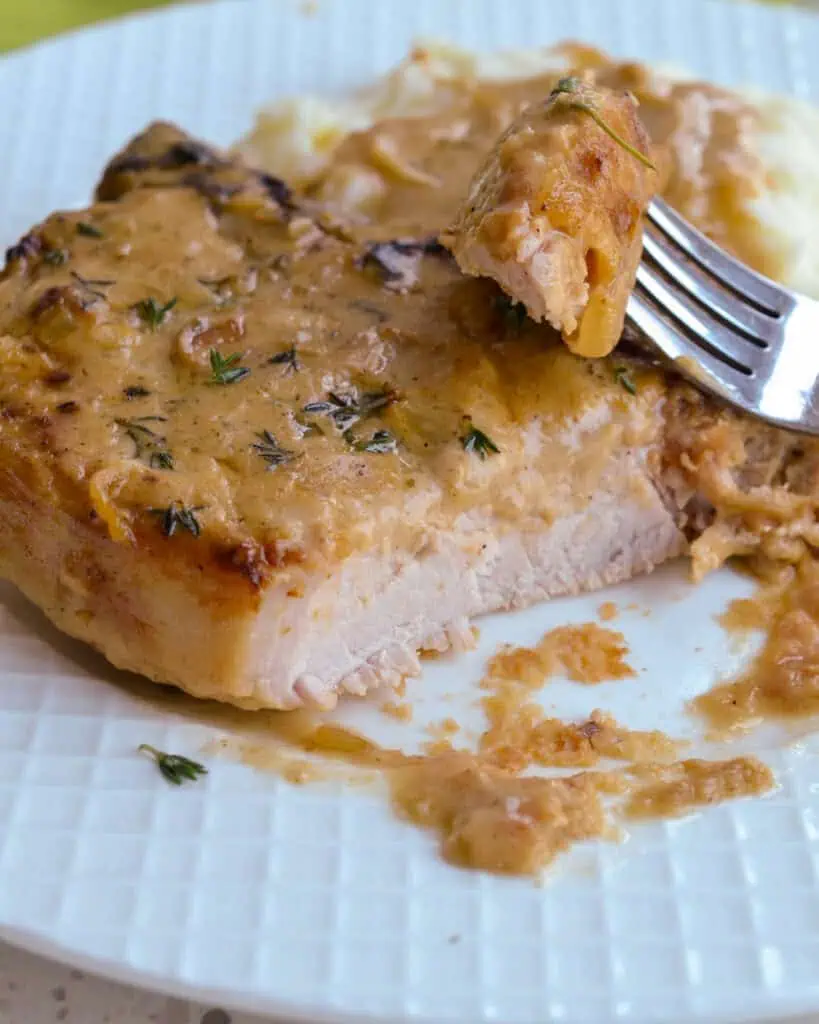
left=494, top=294, right=527, bottom=331
left=302, top=387, right=396, bottom=432
left=42, top=248, right=68, bottom=267
left=116, top=416, right=174, bottom=469
left=138, top=744, right=207, bottom=786
left=70, top=271, right=114, bottom=301
left=76, top=221, right=104, bottom=239
left=614, top=366, right=637, bottom=395
left=208, top=349, right=250, bottom=385
left=71, top=272, right=115, bottom=286
left=550, top=77, right=656, bottom=170
left=252, top=430, right=297, bottom=468
left=268, top=346, right=300, bottom=373
left=150, top=451, right=175, bottom=470
left=149, top=502, right=203, bottom=538
left=124, top=385, right=151, bottom=399
left=134, top=296, right=178, bottom=330
left=461, top=423, right=501, bottom=460
left=348, top=428, right=398, bottom=454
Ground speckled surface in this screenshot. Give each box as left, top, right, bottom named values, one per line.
left=0, top=943, right=272, bottom=1023
left=1, top=941, right=818, bottom=1024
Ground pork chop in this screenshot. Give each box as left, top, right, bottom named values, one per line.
left=0, top=123, right=684, bottom=709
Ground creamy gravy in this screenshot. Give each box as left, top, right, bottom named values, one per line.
left=625, top=757, right=774, bottom=819
left=700, top=562, right=819, bottom=730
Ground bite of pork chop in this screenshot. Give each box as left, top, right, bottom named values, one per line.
left=443, top=76, right=657, bottom=358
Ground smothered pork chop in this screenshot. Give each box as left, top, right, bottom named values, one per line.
left=0, top=45, right=818, bottom=711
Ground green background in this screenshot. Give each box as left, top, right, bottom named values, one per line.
left=0, top=1, right=178, bottom=52
left=0, top=0, right=802, bottom=54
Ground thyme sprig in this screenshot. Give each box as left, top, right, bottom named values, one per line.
left=149, top=502, right=203, bottom=538
left=134, top=296, right=177, bottom=330
left=461, top=422, right=501, bottom=460
left=76, top=221, right=104, bottom=239
left=116, top=416, right=174, bottom=469
left=252, top=430, right=297, bottom=468
left=268, top=346, right=300, bottom=373
left=348, top=428, right=398, bottom=454
left=70, top=270, right=114, bottom=302
left=208, top=349, right=250, bottom=385
left=42, top=248, right=68, bottom=267
left=303, top=387, right=396, bottom=432
left=138, top=744, right=208, bottom=786
left=550, top=77, right=655, bottom=170
left=614, top=366, right=637, bottom=395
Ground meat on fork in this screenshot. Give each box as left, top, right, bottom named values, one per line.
left=444, top=76, right=657, bottom=357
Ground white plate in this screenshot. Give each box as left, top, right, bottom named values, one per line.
left=2, top=1, right=819, bottom=1021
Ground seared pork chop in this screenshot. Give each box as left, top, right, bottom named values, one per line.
left=0, top=123, right=685, bottom=709
left=444, top=77, right=657, bottom=357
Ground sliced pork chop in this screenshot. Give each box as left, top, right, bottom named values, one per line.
left=443, top=76, right=657, bottom=358
left=0, top=124, right=685, bottom=710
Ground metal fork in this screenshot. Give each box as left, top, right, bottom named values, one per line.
left=626, top=196, right=819, bottom=435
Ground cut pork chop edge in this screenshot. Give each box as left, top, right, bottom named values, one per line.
left=0, top=446, right=685, bottom=710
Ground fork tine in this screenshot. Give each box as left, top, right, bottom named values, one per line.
left=642, top=227, right=780, bottom=348
left=635, top=261, right=761, bottom=373
left=627, top=287, right=752, bottom=408
left=647, top=198, right=791, bottom=317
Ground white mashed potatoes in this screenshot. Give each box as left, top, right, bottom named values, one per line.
left=236, top=40, right=819, bottom=298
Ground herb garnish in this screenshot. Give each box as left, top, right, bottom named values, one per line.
left=138, top=744, right=208, bottom=786
left=134, top=296, right=177, bottom=330
left=124, top=385, right=151, bottom=399
left=116, top=416, right=174, bottom=469
left=70, top=271, right=114, bottom=302
left=461, top=423, right=501, bottom=460
left=494, top=294, right=527, bottom=331
left=303, top=387, right=396, bottom=432
left=149, top=502, right=203, bottom=538
left=208, top=349, right=250, bottom=386
left=614, top=366, right=637, bottom=395
left=349, top=428, right=398, bottom=454
left=268, top=346, right=300, bottom=373
left=549, top=77, right=655, bottom=170
left=76, top=221, right=104, bottom=239
left=42, top=248, right=68, bottom=267
left=252, top=430, right=297, bottom=468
